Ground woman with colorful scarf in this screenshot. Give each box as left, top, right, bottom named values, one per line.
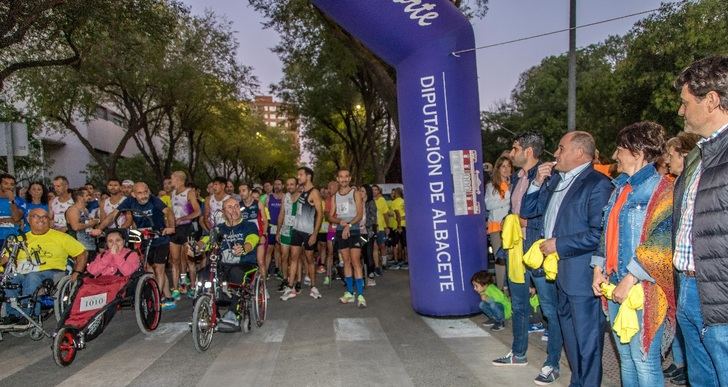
left=590, top=121, right=676, bottom=387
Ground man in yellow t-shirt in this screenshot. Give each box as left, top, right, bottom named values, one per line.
left=390, top=188, right=408, bottom=269
left=372, top=186, right=391, bottom=265
left=1, top=208, right=87, bottom=325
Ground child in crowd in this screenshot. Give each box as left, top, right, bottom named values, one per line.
left=471, top=271, right=511, bottom=331
left=86, top=230, right=140, bottom=277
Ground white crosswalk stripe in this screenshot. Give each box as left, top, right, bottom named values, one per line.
left=56, top=322, right=189, bottom=387
left=334, top=318, right=414, bottom=386
left=421, top=317, right=490, bottom=338
left=0, top=344, right=50, bottom=381
left=197, top=320, right=288, bottom=386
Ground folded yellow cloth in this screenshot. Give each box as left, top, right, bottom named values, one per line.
left=501, top=214, right=525, bottom=284
left=601, top=283, right=644, bottom=343
left=523, top=239, right=559, bottom=280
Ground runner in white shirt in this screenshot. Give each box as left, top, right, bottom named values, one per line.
left=202, top=176, right=230, bottom=231
left=98, top=178, right=127, bottom=229
left=50, top=176, right=74, bottom=232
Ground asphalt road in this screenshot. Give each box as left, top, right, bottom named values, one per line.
left=0, top=271, right=573, bottom=387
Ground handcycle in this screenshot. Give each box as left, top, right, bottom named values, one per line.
left=0, top=233, right=73, bottom=342
left=52, top=228, right=162, bottom=366
left=190, top=226, right=267, bottom=352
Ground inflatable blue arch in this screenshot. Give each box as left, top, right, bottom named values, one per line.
left=312, top=0, right=488, bottom=316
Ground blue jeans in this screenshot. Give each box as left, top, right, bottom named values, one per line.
left=671, top=323, right=685, bottom=367
left=509, top=271, right=563, bottom=369
left=4, top=270, right=62, bottom=317
left=607, top=300, right=664, bottom=387
left=677, top=274, right=728, bottom=387
left=479, top=300, right=505, bottom=323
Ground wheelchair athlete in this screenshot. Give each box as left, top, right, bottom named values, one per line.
left=197, top=198, right=259, bottom=329
left=1, top=208, right=87, bottom=325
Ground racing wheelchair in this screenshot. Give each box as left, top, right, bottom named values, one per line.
left=190, top=226, right=267, bottom=352
left=52, top=228, right=162, bottom=366
left=0, top=233, right=73, bottom=342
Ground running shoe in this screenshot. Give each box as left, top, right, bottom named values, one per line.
left=541, top=331, right=549, bottom=342
left=161, top=298, right=176, bottom=311
left=375, top=268, right=383, bottom=276
left=323, top=276, right=331, bottom=286
left=491, top=321, right=506, bottom=331
left=482, top=317, right=497, bottom=326
left=492, top=351, right=528, bottom=366
left=171, top=289, right=181, bottom=301
left=368, top=272, right=375, bottom=279
left=186, top=288, right=195, bottom=299
left=357, top=295, right=367, bottom=308
left=389, top=263, right=400, bottom=270
left=534, top=366, right=560, bottom=385
left=317, top=265, right=326, bottom=274
left=280, top=287, right=297, bottom=301
left=529, top=323, right=545, bottom=333
left=366, top=278, right=376, bottom=287
left=400, top=263, right=409, bottom=270
left=310, top=287, right=322, bottom=299
left=278, top=280, right=289, bottom=292
left=339, top=292, right=355, bottom=304
left=303, top=276, right=311, bottom=286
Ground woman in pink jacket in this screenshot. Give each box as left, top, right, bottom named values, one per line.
left=86, top=230, right=140, bottom=277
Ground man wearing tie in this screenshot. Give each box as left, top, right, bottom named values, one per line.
left=521, top=131, right=613, bottom=387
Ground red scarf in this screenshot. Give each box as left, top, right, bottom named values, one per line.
left=606, top=185, right=632, bottom=274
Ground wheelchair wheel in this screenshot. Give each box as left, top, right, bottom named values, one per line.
left=29, top=325, right=45, bottom=341
left=253, top=274, right=266, bottom=327
left=134, top=274, right=161, bottom=335
left=192, top=295, right=214, bottom=352
left=53, top=328, right=77, bottom=367
left=54, top=276, right=74, bottom=322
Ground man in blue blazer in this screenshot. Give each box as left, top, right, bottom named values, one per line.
left=521, top=131, right=613, bottom=387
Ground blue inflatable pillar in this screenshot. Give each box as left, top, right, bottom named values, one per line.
left=312, top=0, right=487, bottom=316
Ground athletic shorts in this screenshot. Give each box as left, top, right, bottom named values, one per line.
left=398, top=227, right=408, bottom=247
left=317, top=232, right=327, bottom=243
left=335, top=230, right=363, bottom=250
left=268, top=234, right=277, bottom=246
left=145, top=243, right=170, bottom=265
left=170, top=223, right=194, bottom=245
left=387, top=230, right=398, bottom=247
left=376, top=230, right=387, bottom=245
left=291, top=230, right=316, bottom=251
left=280, top=234, right=292, bottom=246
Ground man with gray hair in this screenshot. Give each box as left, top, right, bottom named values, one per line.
left=672, top=56, right=728, bottom=386
left=492, top=131, right=564, bottom=386
left=520, top=131, right=613, bottom=387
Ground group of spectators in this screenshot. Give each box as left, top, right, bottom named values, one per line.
left=479, top=56, right=728, bottom=387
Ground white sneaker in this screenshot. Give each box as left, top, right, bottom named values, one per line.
left=366, top=278, right=376, bottom=287
left=309, top=286, right=322, bottom=299
left=303, top=276, right=311, bottom=286
left=280, top=287, right=297, bottom=301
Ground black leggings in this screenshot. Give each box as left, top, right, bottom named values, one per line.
left=363, top=238, right=375, bottom=274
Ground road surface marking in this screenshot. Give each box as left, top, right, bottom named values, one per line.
left=334, top=318, right=386, bottom=341
left=334, top=318, right=414, bottom=386
left=0, top=344, right=49, bottom=381
left=57, top=322, right=189, bottom=387
left=197, top=320, right=287, bottom=386
left=421, top=317, right=490, bottom=338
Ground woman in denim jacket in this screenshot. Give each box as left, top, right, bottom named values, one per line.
left=590, top=121, right=674, bottom=387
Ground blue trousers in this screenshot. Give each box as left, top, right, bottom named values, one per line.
left=558, top=287, right=604, bottom=387
left=479, top=300, right=505, bottom=323
left=677, top=274, right=728, bottom=387
left=4, top=270, right=63, bottom=317
left=607, top=301, right=665, bottom=387
left=509, top=271, right=563, bottom=369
